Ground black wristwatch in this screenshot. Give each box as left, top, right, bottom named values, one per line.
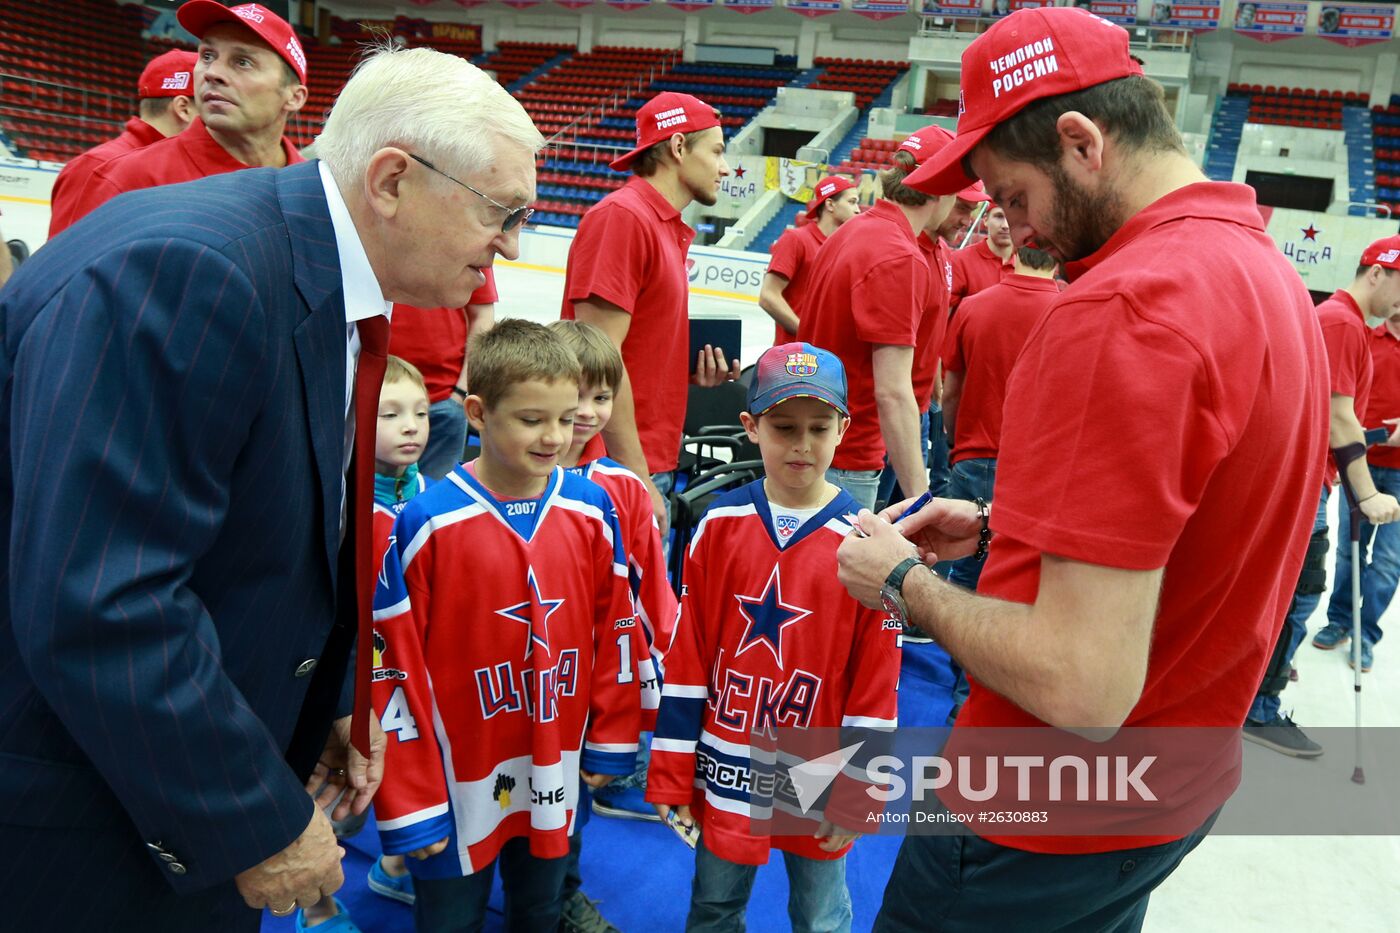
left=451, top=386, right=469, bottom=400
left=880, top=556, right=923, bottom=624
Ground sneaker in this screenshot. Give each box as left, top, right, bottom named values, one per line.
left=559, top=891, right=621, bottom=933
left=900, top=622, right=932, bottom=645
left=367, top=855, right=416, bottom=905
left=1312, top=623, right=1350, bottom=650
left=591, top=783, right=662, bottom=822
left=295, top=898, right=362, bottom=933
left=1243, top=713, right=1323, bottom=758
left=1348, top=639, right=1375, bottom=673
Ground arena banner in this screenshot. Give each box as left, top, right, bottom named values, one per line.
left=852, top=0, right=910, bottom=20
left=1070, top=1, right=1138, bottom=26
left=995, top=0, right=1054, bottom=15
left=429, top=21, right=482, bottom=42
left=606, top=0, right=652, bottom=8
left=1148, top=0, right=1222, bottom=29
left=500, top=0, right=545, bottom=8
left=1232, top=1, right=1307, bottom=41
left=721, top=0, right=777, bottom=12
left=668, top=0, right=717, bottom=9
left=1262, top=209, right=1398, bottom=293
left=1317, top=4, right=1394, bottom=46
left=919, top=0, right=985, bottom=18
left=452, top=0, right=490, bottom=7
left=554, top=0, right=595, bottom=8
left=786, top=0, right=843, bottom=15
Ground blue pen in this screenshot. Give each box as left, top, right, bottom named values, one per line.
left=894, top=490, right=935, bottom=523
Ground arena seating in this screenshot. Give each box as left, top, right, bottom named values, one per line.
left=810, top=57, right=907, bottom=110
left=1225, top=83, right=1364, bottom=131
left=0, top=0, right=146, bottom=161
left=477, top=41, right=574, bottom=89
left=1374, top=96, right=1400, bottom=216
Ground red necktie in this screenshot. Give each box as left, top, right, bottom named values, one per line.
left=350, top=315, right=390, bottom=757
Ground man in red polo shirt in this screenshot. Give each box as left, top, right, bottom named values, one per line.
left=48, top=49, right=197, bottom=236
left=836, top=8, right=1328, bottom=929
left=940, top=244, right=1059, bottom=593
left=1320, top=261, right=1400, bottom=673
left=950, top=201, right=1015, bottom=312
left=759, top=175, right=859, bottom=345
left=562, top=92, right=738, bottom=531
left=796, top=130, right=946, bottom=512
left=388, top=270, right=498, bottom=479
left=54, top=1, right=306, bottom=232
left=1246, top=237, right=1400, bottom=751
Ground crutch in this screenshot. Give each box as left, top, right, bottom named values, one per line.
left=1332, top=439, right=1375, bottom=784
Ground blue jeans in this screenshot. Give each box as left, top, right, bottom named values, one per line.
left=420, top=397, right=468, bottom=480
left=878, top=410, right=939, bottom=509
left=827, top=467, right=881, bottom=513
left=1325, top=465, right=1400, bottom=646
left=686, top=836, right=852, bottom=933
left=413, top=836, right=567, bottom=933
left=945, top=457, right=997, bottom=593
left=1250, top=487, right=1329, bottom=723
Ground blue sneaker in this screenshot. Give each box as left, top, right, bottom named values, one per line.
left=591, top=782, right=662, bottom=822
left=294, top=898, right=362, bottom=932
left=1348, top=639, right=1375, bottom=673
left=367, top=855, right=416, bottom=905
left=1312, top=623, right=1350, bottom=650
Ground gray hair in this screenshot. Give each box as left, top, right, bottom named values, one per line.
left=316, top=45, right=543, bottom=188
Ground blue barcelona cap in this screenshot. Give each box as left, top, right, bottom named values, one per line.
left=747, top=343, right=849, bottom=418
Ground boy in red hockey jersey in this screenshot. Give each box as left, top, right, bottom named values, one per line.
left=647, top=343, right=901, bottom=933
left=550, top=319, right=680, bottom=932
left=371, top=320, right=640, bottom=933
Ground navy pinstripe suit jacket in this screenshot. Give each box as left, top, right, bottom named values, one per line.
left=0, top=160, right=357, bottom=898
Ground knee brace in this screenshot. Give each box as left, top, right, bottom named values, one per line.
left=1295, top=529, right=1329, bottom=596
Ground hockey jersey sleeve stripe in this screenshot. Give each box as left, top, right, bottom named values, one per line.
left=580, top=747, right=638, bottom=776
left=687, top=503, right=754, bottom=558
left=651, top=736, right=697, bottom=754
left=376, top=802, right=451, bottom=831
left=841, top=714, right=898, bottom=729
left=584, top=740, right=638, bottom=754
left=654, top=695, right=705, bottom=740
left=402, top=503, right=485, bottom=567
left=661, top=683, right=708, bottom=699
left=372, top=596, right=410, bottom=622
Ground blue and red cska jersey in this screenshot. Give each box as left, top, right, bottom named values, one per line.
left=567, top=434, right=678, bottom=730
left=647, top=481, right=900, bottom=865
left=372, top=465, right=640, bottom=878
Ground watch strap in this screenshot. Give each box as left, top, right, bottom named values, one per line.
left=884, top=556, right=922, bottom=595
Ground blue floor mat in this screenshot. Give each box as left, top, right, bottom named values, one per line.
left=263, top=641, right=956, bottom=932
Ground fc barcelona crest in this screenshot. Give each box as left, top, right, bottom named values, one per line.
left=785, top=352, right=819, bottom=377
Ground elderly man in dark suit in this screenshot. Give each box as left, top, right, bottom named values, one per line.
left=0, top=45, right=541, bottom=930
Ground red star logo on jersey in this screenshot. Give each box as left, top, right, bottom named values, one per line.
left=733, top=166, right=746, bottom=179
left=733, top=565, right=811, bottom=667
left=495, top=567, right=565, bottom=659
left=1301, top=224, right=1320, bottom=241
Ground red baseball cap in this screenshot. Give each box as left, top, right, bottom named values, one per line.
left=896, top=125, right=956, bottom=166
left=1361, top=236, right=1400, bottom=271
left=956, top=180, right=992, bottom=204
left=905, top=6, right=1143, bottom=195
left=609, top=92, right=721, bottom=172
left=806, top=175, right=857, bottom=218
left=177, top=1, right=308, bottom=84
left=137, top=50, right=198, bottom=99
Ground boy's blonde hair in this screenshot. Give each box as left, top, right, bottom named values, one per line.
left=469, top=319, right=582, bottom=409
left=383, top=355, right=428, bottom=396
left=547, top=320, right=623, bottom=391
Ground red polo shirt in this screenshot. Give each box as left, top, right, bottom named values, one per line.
left=562, top=176, right=695, bottom=475
left=1317, top=290, right=1373, bottom=487
left=766, top=222, right=827, bottom=345
left=912, top=232, right=953, bottom=413
left=954, top=183, right=1328, bottom=853
left=1365, top=323, right=1400, bottom=469
left=389, top=270, right=499, bottom=404
left=941, top=273, right=1060, bottom=463
left=55, top=117, right=304, bottom=232
left=950, top=238, right=1013, bottom=312
left=797, top=199, right=930, bottom=471
left=49, top=117, right=165, bottom=236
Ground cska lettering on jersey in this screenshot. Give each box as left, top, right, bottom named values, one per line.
left=712, top=664, right=823, bottom=732
left=475, top=649, right=580, bottom=721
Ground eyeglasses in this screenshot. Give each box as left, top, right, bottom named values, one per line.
left=409, top=154, right=534, bottom=233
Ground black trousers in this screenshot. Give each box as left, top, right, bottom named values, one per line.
left=873, top=810, right=1219, bottom=933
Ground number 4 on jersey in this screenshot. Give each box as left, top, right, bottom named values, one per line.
left=381, top=685, right=420, bottom=741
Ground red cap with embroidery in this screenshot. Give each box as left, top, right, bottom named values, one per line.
left=805, top=175, right=857, bottom=218
left=609, top=92, right=721, bottom=172
left=177, top=1, right=308, bottom=84
left=895, top=125, right=956, bottom=166
left=1361, top=235, right=1400, bottom=271
left=137, top=50, right=198, bottom=99
left=905, top=6, right=1142, bottom=195
left=957, top=180, right=992, bottom=204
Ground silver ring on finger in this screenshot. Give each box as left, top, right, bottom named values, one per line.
left=270, top=904, right=296, bottom=917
